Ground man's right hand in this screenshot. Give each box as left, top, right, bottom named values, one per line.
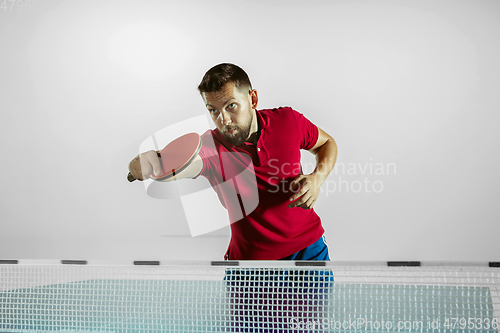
left=128, top=150, right=162, bottom=181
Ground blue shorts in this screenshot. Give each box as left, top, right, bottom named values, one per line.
left=279, top=234, right=330, bottom=260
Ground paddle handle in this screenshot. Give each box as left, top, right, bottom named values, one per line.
left=127, top=172, right=136, bottom=182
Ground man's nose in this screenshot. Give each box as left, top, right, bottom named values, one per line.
left=219, top=110, right=231, bottom=125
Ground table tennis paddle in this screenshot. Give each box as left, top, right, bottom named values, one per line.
left=127, top=132, right=202, bottom=182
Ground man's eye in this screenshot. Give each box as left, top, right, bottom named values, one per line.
left=209, top=109, right=218, bottom=113
left=228, top=103, right=236, bottom=109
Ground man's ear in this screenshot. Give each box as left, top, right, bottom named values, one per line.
left=250, top=89, right=258, bottom=109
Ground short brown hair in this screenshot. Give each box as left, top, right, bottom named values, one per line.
left=198, top=63, right=252, bottom=94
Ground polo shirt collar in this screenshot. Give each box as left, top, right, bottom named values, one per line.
left=256, top=109, right=268, bottom=130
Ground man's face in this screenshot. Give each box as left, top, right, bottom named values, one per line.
left=202, top=82, right=258, bottom=146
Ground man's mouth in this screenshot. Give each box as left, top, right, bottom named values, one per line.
left=225, top=127, right=238, bottom=135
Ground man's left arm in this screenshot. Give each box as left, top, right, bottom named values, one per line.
left=288, top=127, right=338, bottom=209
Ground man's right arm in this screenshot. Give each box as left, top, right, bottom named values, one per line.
left=128, top=151, right=203, bottom=182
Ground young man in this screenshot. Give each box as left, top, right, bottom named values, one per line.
left=128, top=63, right=338, bottom=261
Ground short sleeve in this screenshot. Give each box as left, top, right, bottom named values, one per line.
left=289, top=108, right=319, bottom=150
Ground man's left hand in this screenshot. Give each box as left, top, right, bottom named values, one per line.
left=287, top=174, right=322, bottom=209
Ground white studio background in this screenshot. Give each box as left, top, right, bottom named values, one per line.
left=1, top=0, right=499, bottom=262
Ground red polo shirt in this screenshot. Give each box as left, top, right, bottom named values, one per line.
left=198, top=107, right=324, bottom=260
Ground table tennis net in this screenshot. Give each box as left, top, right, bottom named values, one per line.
left=1, top=262, right=499, bottom=332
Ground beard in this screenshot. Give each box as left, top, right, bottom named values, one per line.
left=221, top=123, right=251, bottom=146
left=220, top=113, right=253, bottom=146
